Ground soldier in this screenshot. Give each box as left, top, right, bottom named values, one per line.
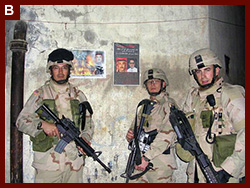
left=177, top=48, right=245, bottom=183
left=16, top=48, right=94, bottom=183
left=126, top=68, right=178, bottom=183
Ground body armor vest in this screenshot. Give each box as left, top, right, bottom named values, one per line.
left=31, top=99, right=81, bottom=152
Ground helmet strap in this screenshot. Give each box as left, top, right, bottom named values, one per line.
left=145, top=80, right=165, bottom=96
left=51, top=74, right=70, bottom=84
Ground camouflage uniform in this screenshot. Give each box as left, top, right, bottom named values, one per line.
left=128, top=68, right=178, bottom=183
left=16, top=49, right=94, bottom=183
left=178, top=49, right=245, bottom=183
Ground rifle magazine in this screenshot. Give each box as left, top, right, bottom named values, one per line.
left=54, top=139, right=69, bottom=154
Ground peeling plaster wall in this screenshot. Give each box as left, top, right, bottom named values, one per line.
left=6, top=5, right=211, bottom=183
left=6, top=5, right=244, bottom=183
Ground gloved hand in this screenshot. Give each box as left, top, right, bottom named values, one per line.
left=217, top=169, right=232, bottom=183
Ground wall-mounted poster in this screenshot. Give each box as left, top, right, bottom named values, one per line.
left=114, top=43, right=140, bottom=86
left=71, top=50, right=106, bottom=78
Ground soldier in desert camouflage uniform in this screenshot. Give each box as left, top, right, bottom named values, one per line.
left=16, top=48, right=94, bottom=183
left=177, top=48, right=245, bottom=183
left=126, top=68, right=178, bottom=183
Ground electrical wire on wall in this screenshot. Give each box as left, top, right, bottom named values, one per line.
left=21, top=16, right=244, bottom=30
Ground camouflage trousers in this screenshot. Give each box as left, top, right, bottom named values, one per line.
left=130, top=154, right=176, bottom=183
left=35, top=164, right=83, bottom=183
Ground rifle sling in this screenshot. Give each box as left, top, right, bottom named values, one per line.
left=128, top=162, right=153, bottom=180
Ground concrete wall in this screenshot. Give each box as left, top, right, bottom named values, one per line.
left=5, top=5, right=244, bottom=183
left=209, top=5, right=245, bottom=87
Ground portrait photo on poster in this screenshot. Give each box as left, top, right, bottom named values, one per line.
left=71, top=49, right=106, bottom=78
left=114, top=43, right=140, bottom=86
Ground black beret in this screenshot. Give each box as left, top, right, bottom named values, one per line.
left=48, top=48, right=74, bottom=63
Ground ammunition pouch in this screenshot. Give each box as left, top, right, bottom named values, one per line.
left=212, top=134, right=236, bottom=167
left=36, top=99, right=58, bottom=123
left=31, top=99, right=58, bottom=152
left=32, top=96, right=82, bottom=152
left=200, top=110, right=213, bottom=128
left=30, top=131, right=54, bottom=152
left=70, top=99, right=80, bottom=128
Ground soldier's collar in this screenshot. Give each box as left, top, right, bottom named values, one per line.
left=152, top=92, right=168, bottom=105
left=49, top=79, right=70, bottom=94
left=199, top=77, right=223, bottom=98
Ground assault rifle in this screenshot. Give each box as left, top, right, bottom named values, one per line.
left=169, top=106, right=219, bottom=183
left=121, top=99, right=156, bottom=183
left=36, top=104, right=111, bottom=173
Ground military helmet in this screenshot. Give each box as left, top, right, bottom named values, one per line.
left=143, top=68, right=169, bottom=86
left=46, top=48, right=74, bottom=72
left=189, top=48, right=222, bottom=75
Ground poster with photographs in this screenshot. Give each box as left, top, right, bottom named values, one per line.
left=71, top=50, right=106, bottom=78
left=114, top=43, right=140, bottom=86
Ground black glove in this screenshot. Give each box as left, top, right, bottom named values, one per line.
left=217, top=170, right=232, bottom=183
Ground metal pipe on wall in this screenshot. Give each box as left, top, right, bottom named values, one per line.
left=9, top=20, right=28, bottom=183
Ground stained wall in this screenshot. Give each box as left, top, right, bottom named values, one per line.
left=5, top=5, right=244, bottom=183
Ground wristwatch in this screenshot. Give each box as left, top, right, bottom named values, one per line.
left=37, top=122, right=43, bottom=130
